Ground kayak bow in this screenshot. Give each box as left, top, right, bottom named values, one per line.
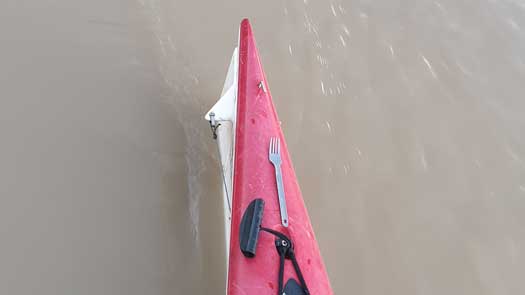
left=205, top=19, right=333, bottom=295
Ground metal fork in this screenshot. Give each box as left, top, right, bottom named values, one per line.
left=269, top=137, right=289, bottom=227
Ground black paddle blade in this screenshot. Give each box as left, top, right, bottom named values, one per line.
left=239, top=198, right=265, bottom=257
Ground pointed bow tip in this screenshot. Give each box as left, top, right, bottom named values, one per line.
left=240, top=18, right=253, bottom=32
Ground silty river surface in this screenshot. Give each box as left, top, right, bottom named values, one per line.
left=1, top=0, right=525, bottom=294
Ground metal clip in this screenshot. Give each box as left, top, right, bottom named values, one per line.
left=209, top=112, right=220, bottom=139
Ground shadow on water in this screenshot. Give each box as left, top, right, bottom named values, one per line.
left=135, top=2, right=230, bottom=291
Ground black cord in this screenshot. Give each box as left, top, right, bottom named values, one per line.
left=289, top=250, right=310, bottom=295
left=277, top=244, right=286, bottom=294
left=260, top=227, right=309, bottom=295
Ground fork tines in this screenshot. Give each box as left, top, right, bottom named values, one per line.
left=269, top=137, right=280, bottom=156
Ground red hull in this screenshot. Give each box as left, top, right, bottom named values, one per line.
left=228, top=19, right=333, bottom=294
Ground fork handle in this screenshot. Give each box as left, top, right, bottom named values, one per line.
left=274, top=164, right=289, bottom=227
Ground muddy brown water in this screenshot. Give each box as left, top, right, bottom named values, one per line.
left=1, top=0, right=525, bottom=294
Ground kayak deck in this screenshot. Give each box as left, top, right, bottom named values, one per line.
left=227, top=19, right=332, bottom=294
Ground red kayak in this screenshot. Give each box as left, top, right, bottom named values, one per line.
left=206, top=19, right=332, bottom=295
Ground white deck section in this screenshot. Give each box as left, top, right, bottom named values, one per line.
left=205, top=47, right=238, bottom=275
